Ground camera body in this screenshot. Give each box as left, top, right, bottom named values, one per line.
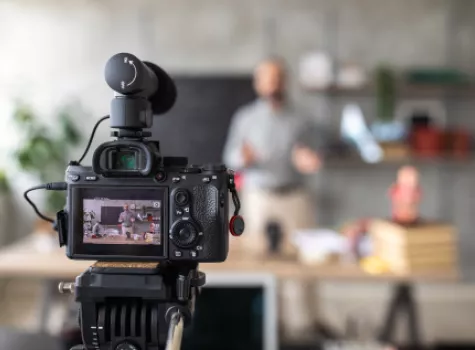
left=61, top=140, right=230, bottom=263
left=25, top=52, right=245, bottom=350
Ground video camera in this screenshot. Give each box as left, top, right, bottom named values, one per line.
left=25, top=52, right=244, bottom=350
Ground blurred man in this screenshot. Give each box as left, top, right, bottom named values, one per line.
left=118, top=204, right=142, bottom=239
left=223, top=57, right=322, bottom=256
left=223, top=57, right=322, bottom=340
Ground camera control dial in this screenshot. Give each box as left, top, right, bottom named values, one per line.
left=174, top=189, right=190, bottom=206
left=115, top=341, right=140, bottom=350
left=170, top=220, right=200, bottom=249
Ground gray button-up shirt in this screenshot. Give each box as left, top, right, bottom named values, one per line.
left=223, top=99, right=319, bottom=190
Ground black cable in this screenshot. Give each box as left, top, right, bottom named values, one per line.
left=24, top=182, right=68, bottom=224
left=77, top=115, right=110, bottom=164
left=227, top=172, right=241, bottom=216
left=232, top=191, right=241, bottom=216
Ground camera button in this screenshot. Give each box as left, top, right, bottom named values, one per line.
left=172, top=177, right=181, bottom=183
left=68, top=174, right=80, bottom=182
left=174, top=251, right=182, bottom=257
left=174, top=190, right=190, bottom=206
left=190, top=250, right=198, bottom=258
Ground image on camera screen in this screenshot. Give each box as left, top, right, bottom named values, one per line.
left=83, top=198, right=161, bottom=245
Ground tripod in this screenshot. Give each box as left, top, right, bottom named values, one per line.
left=60, top=261, right=205, bottom=350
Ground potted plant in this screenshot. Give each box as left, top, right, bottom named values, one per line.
left=12, top=103, right=83, bottom=231
left=371, top=66, right=406, bottom=142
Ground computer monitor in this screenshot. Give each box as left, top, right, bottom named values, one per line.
left=181, top=273, right=278, bottom=350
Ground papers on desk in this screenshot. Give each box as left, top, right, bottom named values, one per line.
left=293, top=229, right=347, bottom=264
left=293, top=229, right=373, bottom=265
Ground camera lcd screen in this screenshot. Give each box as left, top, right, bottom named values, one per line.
left=71, top=187, right=167, bottom=260
left=83, top=198, right=162, bottom=246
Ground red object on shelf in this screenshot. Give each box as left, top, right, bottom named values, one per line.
left=410, top=126, right=444, bottom=157
left=234, top=172, right=243, bottom=191
left=450, top=129, right=471, bottom=158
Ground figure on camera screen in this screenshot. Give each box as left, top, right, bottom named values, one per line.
left=83, top=198, right=161, bottom=245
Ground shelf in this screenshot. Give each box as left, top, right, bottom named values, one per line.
left=306, top=84, right=475, bottom=99
left=325, top=155, right=474, bottom=168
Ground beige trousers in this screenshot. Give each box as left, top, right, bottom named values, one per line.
left=240, top=188, right=317, bottom=257
left=238, top=188, right=318, bottom=339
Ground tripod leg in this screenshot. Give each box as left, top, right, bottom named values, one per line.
left=401, top=284, right=421, bottom=346
left=165, top=311, right=184, bottom=350
left=378, top=283, right=405, bottom=344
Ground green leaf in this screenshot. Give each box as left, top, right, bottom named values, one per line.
left=13, top=104, right=35, bottom=125
left=46, top=190, right=66, bottom=213
left=59, top=113, right=82, bottom=145
left=10, top=102, right=89, bottom=210
left=0, top=170, right=9, bottom=194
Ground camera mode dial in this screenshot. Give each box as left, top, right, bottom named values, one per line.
left=203, top=163, right=226, bottom=172
left=180, top=165, right=202, bottom=174
left=170, top=220, right=200, bottom=249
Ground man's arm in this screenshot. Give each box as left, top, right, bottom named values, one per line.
left=292, top=119, right=326, bottom=174
left=223, top=109, right=264, bottom=169
left=222, top=110, right=247, bottom=169
left=118, top=213, right=124, bottom=223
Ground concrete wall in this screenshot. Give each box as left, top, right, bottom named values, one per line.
left=1, top=0, right=475, bottom=344
left=0, top=0, right=471, bottom=223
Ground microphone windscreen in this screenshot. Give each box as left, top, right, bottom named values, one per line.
left=144, top=62, right=177, bottom=115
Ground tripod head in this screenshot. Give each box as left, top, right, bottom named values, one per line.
left=62, top=262, right=204, bottom=350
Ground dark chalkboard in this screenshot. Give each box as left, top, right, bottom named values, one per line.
left=101, top=206, right=123, bottom=225
left=151, top=75, right=255, bottom=164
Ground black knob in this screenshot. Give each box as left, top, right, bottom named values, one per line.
left=105, top=53, right=158, bottom=97
left=203, top=163, right=226, bottom=172
left=171, top=220, right=200, bottom=248
left=174, top=189, right=190, bottom=206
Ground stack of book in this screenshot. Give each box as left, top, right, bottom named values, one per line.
left=369, top=219, right=458, bottom=274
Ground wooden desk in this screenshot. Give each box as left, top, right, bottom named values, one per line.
left=0, top=234, right=459, bottom=282
left=0, top=234, right=460, bottom=346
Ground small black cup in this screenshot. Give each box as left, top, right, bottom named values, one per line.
left=266, top=221, right=282, bottom=253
